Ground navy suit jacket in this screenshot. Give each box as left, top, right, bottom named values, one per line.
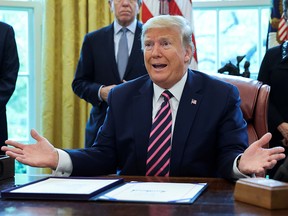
left=67, top=70, right=248, bottom=180
left=72, top=21, right=147, bottom=147
left=0, top=22, right=19, bottom=154
left=258, top=42, right=288, bottom=141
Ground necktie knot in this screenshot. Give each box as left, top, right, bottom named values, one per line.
left=162, top=90, right=173, bottom=102
left=121, top=27, right=127, bottom=34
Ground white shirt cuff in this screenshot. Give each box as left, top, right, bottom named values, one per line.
left=52, top=149, right=73, bottom=177
left=98, top=85, right=104, bottom=101
left=232, top=154, right=255, bottom=180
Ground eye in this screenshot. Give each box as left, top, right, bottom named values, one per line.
left=144, top=42, right=153, bottom=50
left=161, top=40, right=170, bottom=49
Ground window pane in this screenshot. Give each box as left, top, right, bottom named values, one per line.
left=194, top=6, right=270, bottom=78
left=194, top=10, right=217, bottom=73
left=219, top=9, right=259, bottom=74
left=7, top=77, right=29, bottom=141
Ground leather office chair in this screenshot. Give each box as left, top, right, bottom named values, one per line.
left=212, top=73, right=270, bottom=147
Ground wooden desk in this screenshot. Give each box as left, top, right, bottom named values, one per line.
left=0, top=175, right=287, bottom=216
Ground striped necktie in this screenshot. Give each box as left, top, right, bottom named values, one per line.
left=117, top=28, right=129, bottom=80
left=146, top=90, right=173, bottom=176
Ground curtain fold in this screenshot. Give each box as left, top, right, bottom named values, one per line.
left=41, top=0, right=113, bottom=150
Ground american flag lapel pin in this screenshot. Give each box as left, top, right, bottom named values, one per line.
left=191, top=99, right=197, bottom=105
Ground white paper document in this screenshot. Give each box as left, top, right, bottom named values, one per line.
left=2, top=177, right=206, bottom=203
left=98, top=182, right=207, bottom=203
left=11, top=178, right=120, bottom=194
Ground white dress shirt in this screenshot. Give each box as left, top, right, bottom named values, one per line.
left=114, top=19, right=137, bottom=57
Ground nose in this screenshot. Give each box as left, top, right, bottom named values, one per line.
left=121, top=0, right=130, bottom=5
left=151, top=44, right=162, bottom=58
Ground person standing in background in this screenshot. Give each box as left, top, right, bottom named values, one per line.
left=257, top=0, right=288, bottom=178
left=0, top=21, right=19, bottom=155
left=72, top=0, right=147, bottom=148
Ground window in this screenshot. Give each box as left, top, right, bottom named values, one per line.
left=0, top=0, right=42, bottom=173
left=193, top=0, right=271, bottom=79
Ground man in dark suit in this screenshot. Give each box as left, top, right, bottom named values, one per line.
left=72, top=0, right=147, bottom=148
left=0, top=22, right=19, bottom=155
left=2, top=15, right=285, bottom=181
left=257, top=0, right=288, bottom=178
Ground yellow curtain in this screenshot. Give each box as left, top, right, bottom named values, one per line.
left=41, top=0, right=113, bottom=150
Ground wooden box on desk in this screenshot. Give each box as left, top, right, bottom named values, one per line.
left=234, top=178, right=288, bottom=209
left=0, top=156, right=14, bottom=180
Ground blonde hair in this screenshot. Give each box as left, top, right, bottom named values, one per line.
left=141, top=15, right=193, bottom=51
left=108, top=0, right=142, bottom=5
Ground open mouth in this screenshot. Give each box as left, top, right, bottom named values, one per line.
left=152, top=64, right=167, bottom=69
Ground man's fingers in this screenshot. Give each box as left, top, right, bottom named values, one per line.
left=263, top=160, right=278, bottom=170
left=255, top=132, right=272, bottom=148
left=268, top=152, right=286, bottom=162
left=4, top=129, right=44, bottom=148
left=5, top=150, right=24, bottom=159
left=4, top=140, right=25, bottom=149
left=30, top=129, right=45, bottom=142
left=6, top=146, right=24, bottom=155
left=268, top=146, right=285, bottom=155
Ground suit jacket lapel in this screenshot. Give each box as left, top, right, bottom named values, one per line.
left=170, top=70, right=204, bottom=176
left=124, top=21, right=143, bottom=78
left=132, top=79, right=153, bottom=174
left=106, top=23, right=120, bottom=81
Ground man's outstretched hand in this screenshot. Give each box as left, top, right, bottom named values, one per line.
left=1, top=129, right=59, bottom=170
left=238, top=133, right=286, bottom=176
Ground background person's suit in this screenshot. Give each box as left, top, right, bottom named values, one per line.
left=0, top=22, right=19, bottom=154
left=67, top=70, right=248, bottom=180
left=72, top=21, right=147, bottom=148
left=258, top=42, right=288, bottom=177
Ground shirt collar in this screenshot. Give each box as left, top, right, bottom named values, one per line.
left=114, top=19, right=137, bottom=35
left=153, top=71, right=188, bottom=102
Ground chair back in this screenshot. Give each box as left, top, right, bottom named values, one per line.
left=212, top=73, right=270, bottom=147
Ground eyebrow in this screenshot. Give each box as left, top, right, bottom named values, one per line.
left=144, top=36, right=172, bottom=42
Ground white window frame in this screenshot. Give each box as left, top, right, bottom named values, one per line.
left=0, top=0, right=42, bottom=142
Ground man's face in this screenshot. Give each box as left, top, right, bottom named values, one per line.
left=110, top=0, right=139, bottom=26
left=143, top=27, right=192, bottom=89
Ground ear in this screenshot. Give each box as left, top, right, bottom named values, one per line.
left=184, top=46, right=192, bottom=63
left=109, top=1, right=114, bottom=12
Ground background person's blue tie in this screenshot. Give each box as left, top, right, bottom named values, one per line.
left=117, top=28, right=129, bottom=80
left=146, top=90, right=173, bottom=176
